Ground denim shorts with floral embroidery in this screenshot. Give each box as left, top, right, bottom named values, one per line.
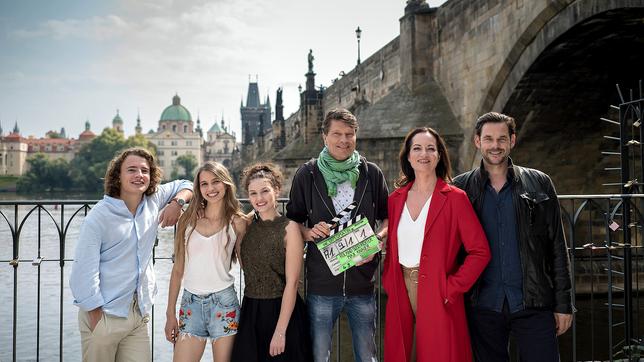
left=178, top=285, right=240, bottom=340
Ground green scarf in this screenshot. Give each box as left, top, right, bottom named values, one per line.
left=317, top=147, right=361, bottom=197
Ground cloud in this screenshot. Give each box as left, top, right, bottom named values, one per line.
left=11, top=15, right=130, bottom=41
left=91, top=0, right=272, bottom=89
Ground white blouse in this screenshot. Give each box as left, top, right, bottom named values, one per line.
left=397, top=196, right=432, bottom=267
left=182, top=224, right=236, bottom=295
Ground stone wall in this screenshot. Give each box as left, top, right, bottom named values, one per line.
left=323, top=37, right=401, bottom=112
left=431, top=0, right=644, bottom=168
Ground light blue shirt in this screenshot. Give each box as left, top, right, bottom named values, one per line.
left=70, top=180, right=192, bottom=318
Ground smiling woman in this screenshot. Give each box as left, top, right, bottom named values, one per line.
left=382, top=127, right=490, bottom=362
left=165, top=161, right=245, bottom=362
left=232, top=162, right=312, bottom=361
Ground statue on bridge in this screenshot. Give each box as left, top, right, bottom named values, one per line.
left=308, top=49, right=314, bottom=73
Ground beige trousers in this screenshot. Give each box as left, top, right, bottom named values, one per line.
left=78, top=298, right=150, bottom=362
left=402, top=265, right=419, bottom=362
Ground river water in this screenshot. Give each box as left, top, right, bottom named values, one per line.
left=0, top=194, right=243, bottom=361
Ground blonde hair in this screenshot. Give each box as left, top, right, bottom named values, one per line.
left=174, top=161, right=242, bottom=263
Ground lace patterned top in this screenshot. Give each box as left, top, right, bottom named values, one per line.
left=240, top=215, right=290, bottom=299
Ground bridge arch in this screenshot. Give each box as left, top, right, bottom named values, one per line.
left=479, top=0, right=644, bottom=193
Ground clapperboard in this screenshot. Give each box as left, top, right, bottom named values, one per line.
left=316, top=202, right=381, bottom=276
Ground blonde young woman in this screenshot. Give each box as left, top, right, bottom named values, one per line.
left=165, top=161, right=247, bottom=362
left=231, top=163, right=312, bottom=361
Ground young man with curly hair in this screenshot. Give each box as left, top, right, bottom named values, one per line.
left=70, top=147, right=193, bottom=362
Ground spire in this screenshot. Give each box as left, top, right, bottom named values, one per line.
left=266, top=94, right=271, bottom=108
left=60, top=127, right=66, bottom=138
left=240, top=97, right=244, bottom=108
left=245, top=81, right=261, bottom=108
left=135, top=111, right=142, bottom=135
left=85, top=119, right=91, bottom=131
left=195, top=112, right=203, bottom=138
left=13, top=120, right=19, bottom=134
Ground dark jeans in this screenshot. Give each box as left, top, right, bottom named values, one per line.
left=468, top=302, right=560, bottom=362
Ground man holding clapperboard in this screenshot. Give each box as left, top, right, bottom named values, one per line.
left=286, top=108, right=389, bottom=362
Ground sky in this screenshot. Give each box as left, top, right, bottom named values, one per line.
left=0, top=0, right=447, bottom=140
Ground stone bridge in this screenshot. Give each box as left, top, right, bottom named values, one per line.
left=321, top=0, right=644, bottom=193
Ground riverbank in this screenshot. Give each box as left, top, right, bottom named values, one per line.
left=0, top=176, right=18, bottom=192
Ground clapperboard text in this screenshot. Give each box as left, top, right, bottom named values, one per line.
left=320, top=216, right=371, bottom=260
left=316, top=202, right=380, bottom=276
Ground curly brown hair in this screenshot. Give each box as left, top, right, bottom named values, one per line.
left=104, top=148, right=162, bottom=197
left=241, top=162, right=284, bottom=193
left=395, top=127, right=452, bottom=188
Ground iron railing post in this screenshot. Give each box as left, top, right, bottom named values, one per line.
left=620, top=99, right=635, bottom=360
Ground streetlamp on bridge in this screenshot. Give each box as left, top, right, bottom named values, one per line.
left=355, top=26, right=362, bottom=66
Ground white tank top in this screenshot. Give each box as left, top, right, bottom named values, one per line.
left=397, top=196, right=432, bottom=267
left=182, top=223, right=236, bottom=295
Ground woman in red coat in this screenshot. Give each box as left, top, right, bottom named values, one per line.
left=382, top=127, right=491, bottom=362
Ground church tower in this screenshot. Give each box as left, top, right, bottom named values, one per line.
left=112, top=110, right=124, bottom=134
left=240, top=77, right=272, bottom=160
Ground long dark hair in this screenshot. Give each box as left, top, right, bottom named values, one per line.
left=395, top=127, right=452, bottom=188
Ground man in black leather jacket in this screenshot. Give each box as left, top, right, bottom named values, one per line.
left=453, top=112, right=573, bottom=362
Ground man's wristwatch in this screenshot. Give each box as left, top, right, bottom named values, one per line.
left=168, top=197, right=186, bottom=207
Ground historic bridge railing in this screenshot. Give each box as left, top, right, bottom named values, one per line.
left=1, top=195, right=644, bottom=362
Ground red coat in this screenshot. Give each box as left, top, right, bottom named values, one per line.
left=382, top=179, right=491, bottom=362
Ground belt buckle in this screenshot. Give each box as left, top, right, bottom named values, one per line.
left=409, top=269, right=419, bottom=284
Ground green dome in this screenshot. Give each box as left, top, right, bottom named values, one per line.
left=160, top=94, right=192, bottom=122
left=208, top=122, right=222, bottom=133
left=112, top=110, right=123, bottom=124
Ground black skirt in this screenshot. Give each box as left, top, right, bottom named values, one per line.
left=232, top=294, right=312, bottom=362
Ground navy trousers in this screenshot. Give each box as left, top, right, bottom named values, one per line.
left=467, top=302, right=560, bottom=362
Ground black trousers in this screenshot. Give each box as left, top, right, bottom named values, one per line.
left=467, top=301, right=560, bottom=362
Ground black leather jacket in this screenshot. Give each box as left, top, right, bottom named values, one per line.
left=453, top=158, right=573, bottom=314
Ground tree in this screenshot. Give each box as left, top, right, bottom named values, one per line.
left=48, top=158, right=73, bottom=190
left=17, top=153, right=72, bottom=193
left=171, top=154, right=198, bottom=180
left=126, top=133, right=157, bottom=152
left=69, top=128, right=156, bottom=193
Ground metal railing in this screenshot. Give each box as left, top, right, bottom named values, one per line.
left=1, top=195, right=644, bottom=361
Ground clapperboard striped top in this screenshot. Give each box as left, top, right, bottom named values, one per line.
left=329, top=202, right=360, bottom=236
